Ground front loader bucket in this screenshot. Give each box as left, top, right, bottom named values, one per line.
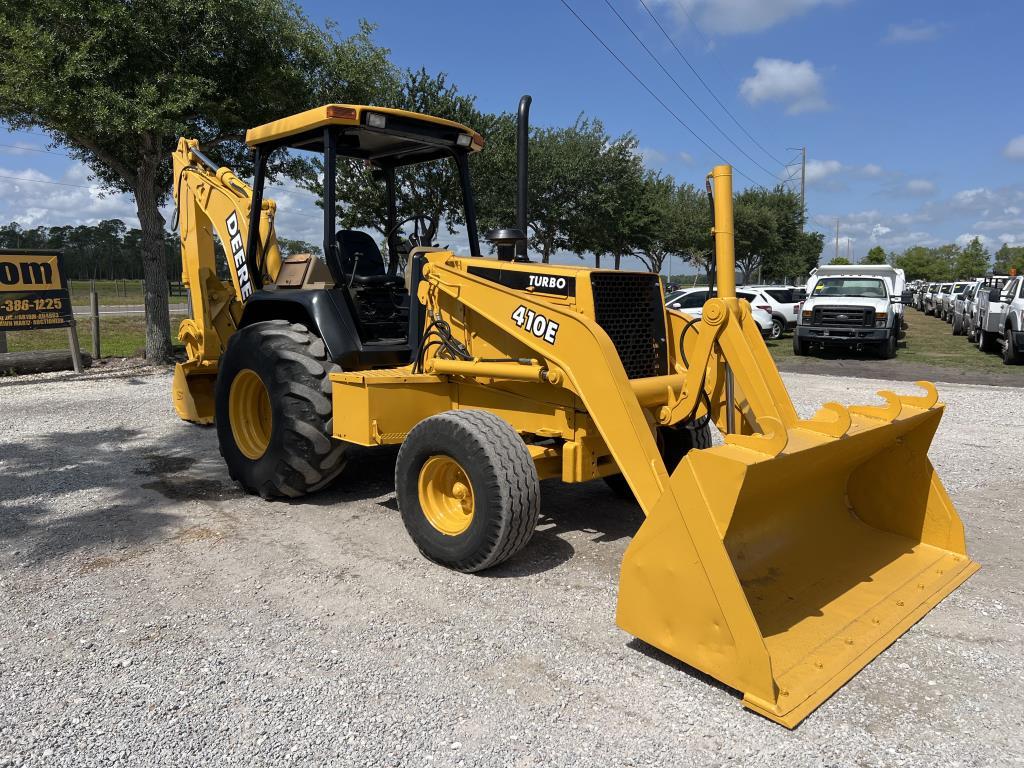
left=616, top=394, right=979, bottom=727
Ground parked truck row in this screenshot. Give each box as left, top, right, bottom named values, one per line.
left=909, top=275, right=1023, bottom=364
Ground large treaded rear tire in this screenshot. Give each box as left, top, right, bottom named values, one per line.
left=603, top=422, right=712, bottom=499
left=215, top=320, right=346, bottom=498
left=395, top=410, right=540, bottom=573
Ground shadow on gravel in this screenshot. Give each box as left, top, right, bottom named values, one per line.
left=626, top=637, right=743, bottom=700
left=0, top=424, right=223, bottom=564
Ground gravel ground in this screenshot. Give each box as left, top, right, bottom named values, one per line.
left=1, top=364, right=1021, bottom=767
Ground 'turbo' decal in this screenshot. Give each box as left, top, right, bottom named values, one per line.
left=512, top=305, right=559, bottom=344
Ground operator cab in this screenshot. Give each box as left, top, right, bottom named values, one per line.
left=239, top=104, right=486, bottom=364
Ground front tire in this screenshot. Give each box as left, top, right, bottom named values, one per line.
left=879, top=330, right=897, bottom=359
left=215, top=321, right=346, bottom=498
left=395, top=410, right=539, bottom=573
left=793, top=333, right=808, bottom=356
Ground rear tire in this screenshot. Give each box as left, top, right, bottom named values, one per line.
left=215, top=320, right=346, bottom=499
left=604, top=422, right=712, bottom=499
left=979, top=327, right=998, bottom=353
left=952, top=315, right=962, bottom=335
left=770, top=317, right=784, bottom=340
left=793, top=333, right=808, bottom=356
left=395, top=410, right=539, bottom=572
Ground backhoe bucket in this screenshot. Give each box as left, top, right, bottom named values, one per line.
left=172, top=362, right=215, bottom=424
left=616, top=395, right=979, bottom=727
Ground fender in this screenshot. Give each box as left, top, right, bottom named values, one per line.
left=239, top=289, right=362, bottom=367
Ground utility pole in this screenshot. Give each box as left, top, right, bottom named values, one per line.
left=835, top=218, right=840, bottom=260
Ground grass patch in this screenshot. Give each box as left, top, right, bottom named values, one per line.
left=67, top=280, right=187, bottom=306
left=3, top=314, right=187, bottom=358
left=765, top=309, right=1024, bottom=379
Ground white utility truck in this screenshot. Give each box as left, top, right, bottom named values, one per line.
left=794, top=264, right=908, bottom=358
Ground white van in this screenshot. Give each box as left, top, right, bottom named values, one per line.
left=794, top=264, right=907, bottom=358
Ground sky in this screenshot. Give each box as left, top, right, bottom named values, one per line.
left=1, top=0, right=1023, bottom=272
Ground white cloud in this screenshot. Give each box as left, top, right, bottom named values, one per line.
left=1003, top=135, right=1024, bottom=160
left=951, top=187, right=996, bottom=210
left=679, top=151, right=694, bottom=165
left=804, top=159, right=843, bottom=184
left=638, top=147, right=668, bottom=168
left=906, top=179, right=935, bottom=195
left=654, top=0, right=847, bottom=36
left=884, top=21, right=941, bottom=43
left=0, top=162, right=141, bottom=228
left=871, top=224, right=892, bottom=239
left=860, top=163, right=883, bottom=177
left=740, top=58, right=827, bottom=114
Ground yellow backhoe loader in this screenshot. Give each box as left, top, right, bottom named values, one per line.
left=169, top=97, right=978, bottom=727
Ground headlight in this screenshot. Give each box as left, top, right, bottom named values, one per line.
left=875, top=312, right=887, bottom=328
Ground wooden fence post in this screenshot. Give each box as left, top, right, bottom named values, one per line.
left=90, top=289, right=101, bottom=360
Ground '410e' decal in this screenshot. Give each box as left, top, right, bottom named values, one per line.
left=512, top=305, right=559, bottom=344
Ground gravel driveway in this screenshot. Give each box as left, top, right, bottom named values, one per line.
left=1, top=364, right=1021, bottom=767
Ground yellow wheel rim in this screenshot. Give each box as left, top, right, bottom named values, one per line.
left=228, top=369, right=273, bottom=460
left=418, top=455, right=475, bottom=536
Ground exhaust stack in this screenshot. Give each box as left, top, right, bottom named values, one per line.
left=516, top=95, right=531, bottom=260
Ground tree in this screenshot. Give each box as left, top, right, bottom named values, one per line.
left=277, top=238, right=322, bottom=257
left=733, top=188, right=779, bottom=282
left=476, top=115, right=621, bottom=264
left=994, top=243, right=1024, bottom=274
left=864, top=246, right=887, bottom=265
left=828, top=256, right=851, bottom=265
left=954, top=237, right=990, bottom=278
left=631, top=173, right=678, bottom=274
left=0, top=2, right=394, bottom=361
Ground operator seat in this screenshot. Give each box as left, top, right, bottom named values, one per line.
left=335, top=230, right=403, bottom=287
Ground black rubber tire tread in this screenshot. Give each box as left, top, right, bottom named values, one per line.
left=879, top=330, right=897, bottom=359
left=395, top=410, right=539, bottom=573
left=792, top=333, right=807, bottom=356
left=603, top=421, right=712, bottom=499
left=215, top=320, right=346, bottom=499
left=1003, top=327, right=1020, bottom=365
left=979, top=327, right=998, bottom=353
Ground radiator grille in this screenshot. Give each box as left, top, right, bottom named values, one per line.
left=589, top=272, right=667, bottom=379
left=812, top=306, right=874, bottom=328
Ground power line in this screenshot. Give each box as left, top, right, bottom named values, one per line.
left=557, top=0, right=760, bottom=185
left=0, top=142, right=71, bottom=157
left=636, top=0, right=787, bottom=168
left=602, top=0, right=781, bottom=183
left=0, top=172, right=95, bottom=190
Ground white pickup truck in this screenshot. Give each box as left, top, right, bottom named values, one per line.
left=976, top=274, right=1024, bottom=364
left=794, top=264, right=908, bottom=358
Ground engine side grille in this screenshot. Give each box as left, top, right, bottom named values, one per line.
left=812, top=306, right=874, bottom=328
left=589, top=272, right=667, bottom=379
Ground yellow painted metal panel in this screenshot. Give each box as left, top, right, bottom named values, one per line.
left=245, top=104, right=483, bottom=148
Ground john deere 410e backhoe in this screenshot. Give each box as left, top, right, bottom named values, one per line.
left=170, top=97, right=978, bottom=727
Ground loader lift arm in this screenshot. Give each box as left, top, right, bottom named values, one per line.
left=394, top=166, right=979, bottom=727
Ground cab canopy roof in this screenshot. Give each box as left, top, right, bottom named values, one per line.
left=245, top=104, right=484, bottom=167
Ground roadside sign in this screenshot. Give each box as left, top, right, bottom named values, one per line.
left=0, top=250, right=75, bottom=330
left=0, top=249, right=83, bottom=372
